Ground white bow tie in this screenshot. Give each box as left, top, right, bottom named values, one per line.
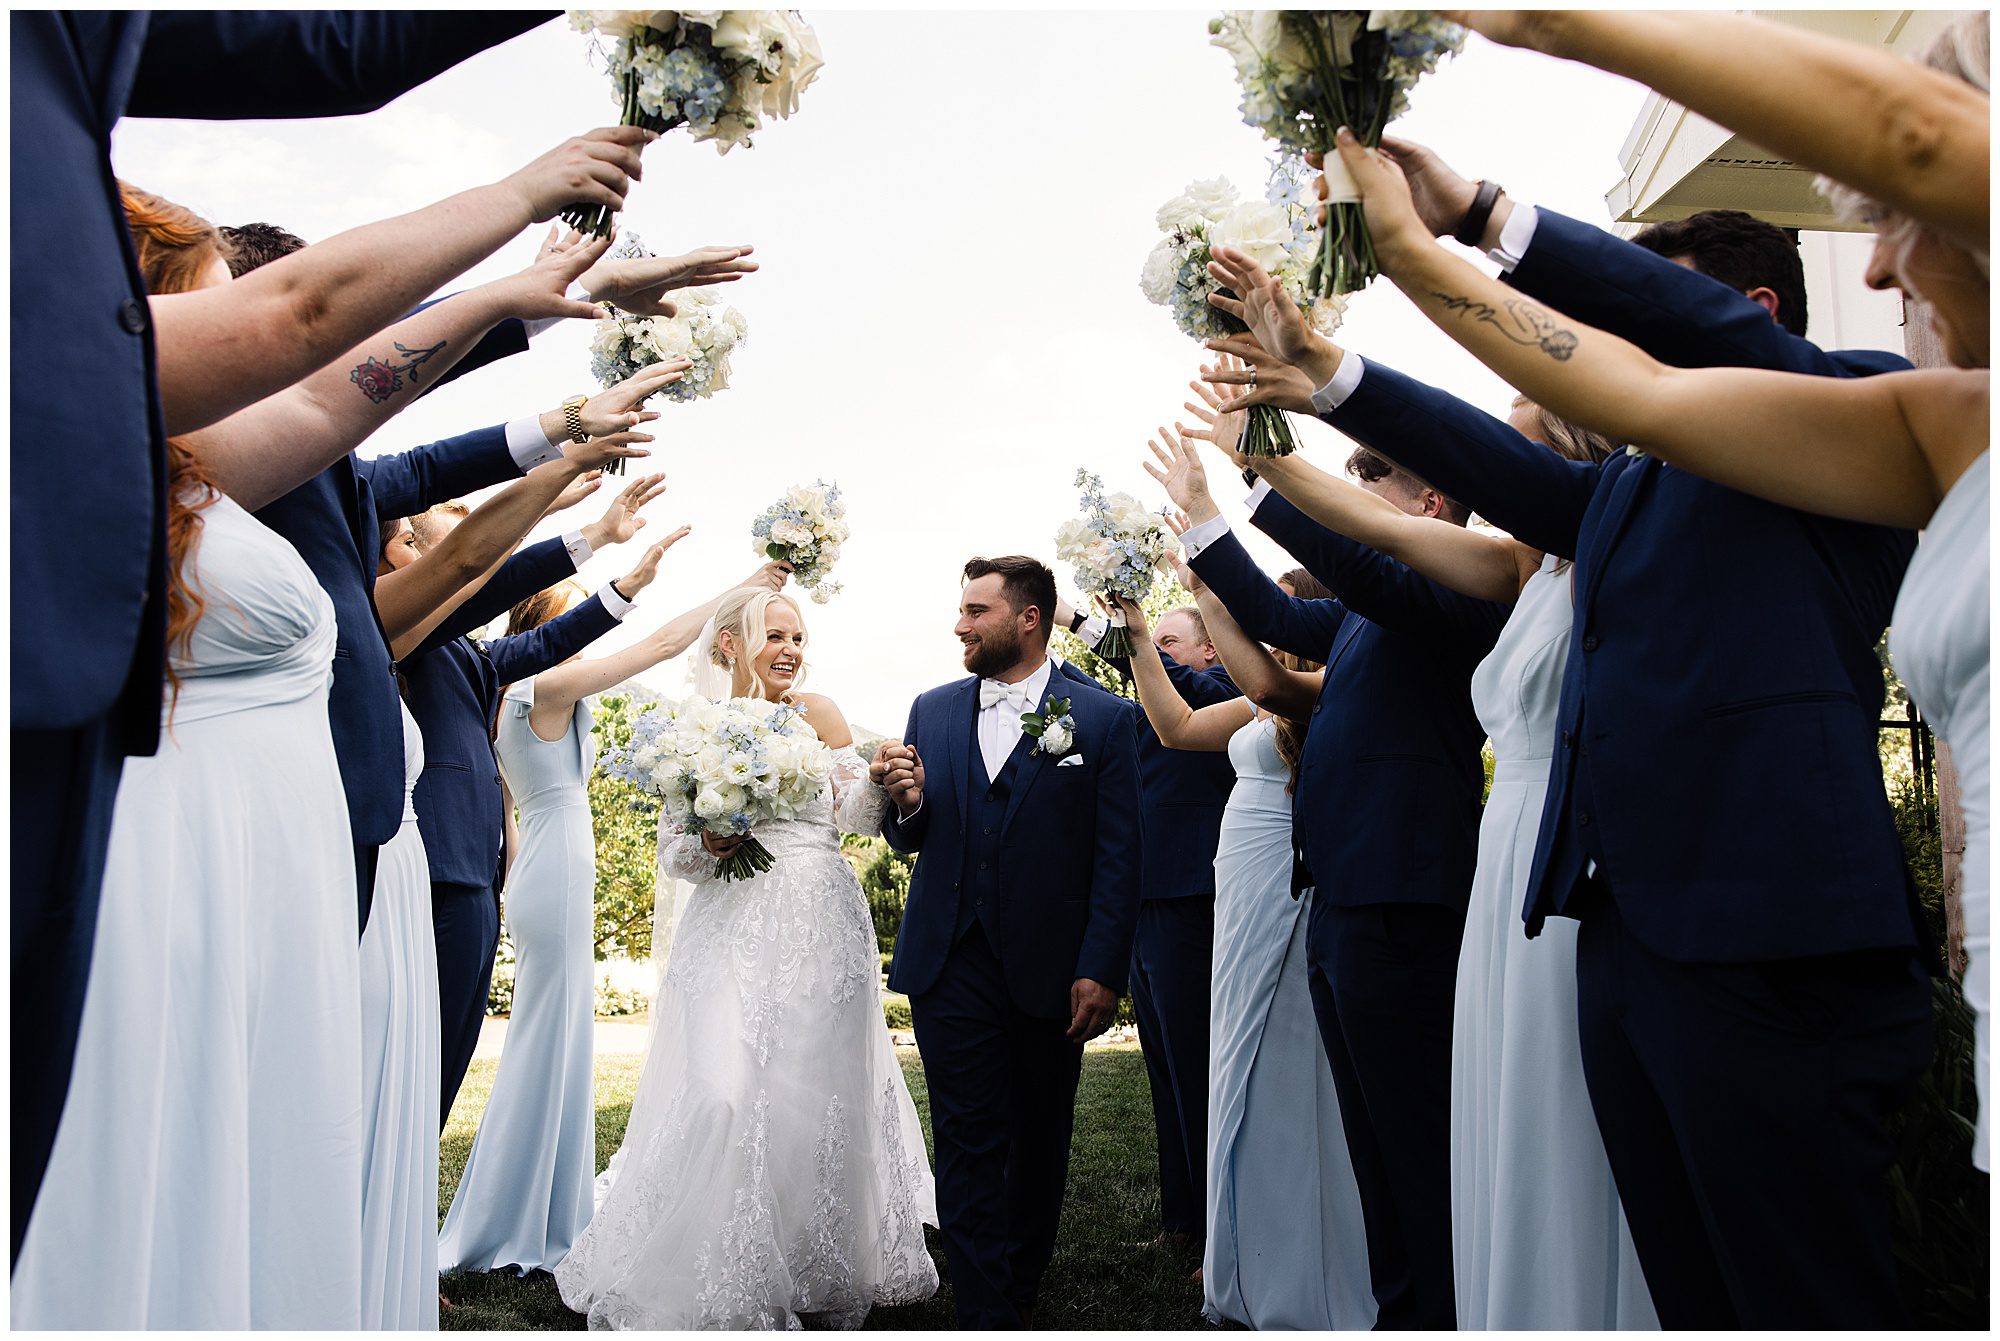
left=980, top=679, right=1036, bottom=713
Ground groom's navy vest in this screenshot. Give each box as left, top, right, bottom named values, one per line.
left=956, top=714, right=1026, bottom=947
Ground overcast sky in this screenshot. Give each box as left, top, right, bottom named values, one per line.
left=112, top=8, right=1661, bottom=736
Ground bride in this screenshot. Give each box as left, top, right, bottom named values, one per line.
left=554, top=586, right=939, bottom=1329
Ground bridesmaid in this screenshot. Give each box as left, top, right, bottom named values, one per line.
left=438, top=560, right=790, bottom=1276
left=1176, top=374, right=1655, bottom=1329
left=1108, top=566, right=1375, bottom=1330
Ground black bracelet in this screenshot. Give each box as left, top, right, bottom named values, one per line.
left=609, top=577, right=631, bottom=602
left=1068, top=610, right=1088, bottom=634
left=1453, top=179, right=1503, bottom=248
left=1241, top=466, right=1259, bottom=490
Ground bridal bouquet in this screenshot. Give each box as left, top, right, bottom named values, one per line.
left=1210, top=10, right=1464, bottom=294
left=1139, top=163, right=1346, bottom=457
left=565, top=9, right=826, bottom=235
left=1054, top=470, right=1173, bottom=659
left=602, top=695, right=834, bottom=880
left=751, top=480, right=847, bottom=603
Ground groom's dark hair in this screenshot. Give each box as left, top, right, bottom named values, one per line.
left=963, top=555, right=1056, bottom=637
left=220, top=221, right=306, bottom=276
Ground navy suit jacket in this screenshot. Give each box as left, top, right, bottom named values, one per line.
left=1061, top=654, right=1239, bottom=901
left=1191, top=494, right=1507, bottom=910
left=406, top=549, right=618, bottom=890
left=883, top=670, right=1144, bottom=1017
left=256, top=422, right=535, bottom=851
left=10, top=9, right=549, bottom=745
left=1325, top=207, right=1919, bottom=962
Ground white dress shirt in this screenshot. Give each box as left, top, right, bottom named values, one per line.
left=504, top=415, right=568, bottom=472
left=978, top=657, right=1057, bottom=781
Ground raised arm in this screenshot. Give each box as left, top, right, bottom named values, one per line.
left=1193, top=585, right=1323, bottom=720
left=1454, top=11, right=1988, bottom=253
left=1108, top=596, right=1257, bottom=752
left=375, top=443, right=655, bottom=649
left=1332, top=132, right=1981, bottom=528
left=147, top=126, right=649, bottom=437
left=529, top=560, right=792, bottom=721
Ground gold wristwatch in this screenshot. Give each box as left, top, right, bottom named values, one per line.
left=561, top=395, right=591, bottom=445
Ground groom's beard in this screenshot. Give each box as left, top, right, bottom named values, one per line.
left=961, top=627, right=1023, bottom=680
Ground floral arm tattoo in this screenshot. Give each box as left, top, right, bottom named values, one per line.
left=348, top=339, right=447, bottom=403
left=1428, top=291, right=1579, bottom=361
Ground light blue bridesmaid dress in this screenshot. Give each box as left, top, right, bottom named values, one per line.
left=1892, top=450, right=1989, bottom=1171
left=438, top=678, right=599, bottom=1274
left=1203, top=715, right=1375, bottom=1329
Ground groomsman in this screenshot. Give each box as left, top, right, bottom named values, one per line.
left=1168, top=448, right=1507, bottom=1331
left=1277, top=148, right=1930, bottom=1328
left=1057, top=600, right=1238, bottom=1256
left=877, top=556, right=1143, bottom=1328
left=403, top=505, right=661, bottom=1125
left=10, top=8, right=549, bottom=1260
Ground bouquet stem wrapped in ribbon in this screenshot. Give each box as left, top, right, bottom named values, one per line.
left=600, top=694, right=834, bottom=881
left=1055, top=470, right=1175, bottom=660
left=566, top=10, right=826, bottom=237
left=1211, top=10, right=1463, bottom=296
left=1140, top=164, right=1345, bottom=457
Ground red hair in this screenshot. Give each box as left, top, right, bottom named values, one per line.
left=120, top=182, right=237, bottom=717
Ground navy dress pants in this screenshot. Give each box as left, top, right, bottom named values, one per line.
left=1574, top=887, right=1932, bottom=1328
left=11, top=719, right=126, bottom=1262
left=909, top=926, right=1084, bottom=1329
left=1128, top=895, right=1215, bottom=1239
left=434, top=876, right=501, bottom=1129
left=1306, top=899, right=1462, bottom=1331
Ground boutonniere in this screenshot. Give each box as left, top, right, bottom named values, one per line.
left=1022, top=696, right=1077, bottom=759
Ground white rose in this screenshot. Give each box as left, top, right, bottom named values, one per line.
left=693, top=783, right=736, bottom=821
left=1039, top=720, right=1074, bottom=756
left=1179, top=176, right=1239, bottom=223
left=1210, top=199, right=1297, bottom=275
left=1138, top=238, right=1182, bottom=306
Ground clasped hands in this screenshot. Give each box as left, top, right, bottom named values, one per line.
left=869, top=742, right=924, bottom=815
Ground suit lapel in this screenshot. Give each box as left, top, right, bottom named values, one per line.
left=1323, top=613, right=1367, bottom=673
left=101, top=12, right=151, bottom=127
left=1581, top=456, right=1656, bottom=609
left=944, top=678, right=976, bottom=835
left=1000, top=688, right=1063, bottom=835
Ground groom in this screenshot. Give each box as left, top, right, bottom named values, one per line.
left=875, top=555, right=1143, bottom=1328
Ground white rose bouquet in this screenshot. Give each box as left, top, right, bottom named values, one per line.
left=1054, top=469, right=1174, bottom=659
left=751, top=480, right=847, bottom=603
left=565, top=9, right=826, bottom=234
left=1140, top=162, right=1346, bottom=457
left=1209, top=9, right=1463, bottom=294
left=601, top=694, right=834, bottom=880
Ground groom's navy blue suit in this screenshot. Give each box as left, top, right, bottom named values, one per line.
left=1322, top=207, right=1930, bottom=1327
left=9, top=7, right=548, bottom=1259
left=1188, top=494, right=1507, bottom=1329
left=885, top=665, right=1143, bottom=1326
left=408, top=546, right=621, bottom=1125
left=1066, top=648, right=1237, bottom=1242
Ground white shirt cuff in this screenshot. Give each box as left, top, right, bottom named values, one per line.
left=1245, top=477, right=1274, bottom=512
left=1077, top=615, right=1109, bottom=649
left=522, top=280, right=591, bottom=338
left=1488, top=203, right=1540, bottom=273
left=506, top=415, right=566, bottom=472
left=1309, top=352, right=1368, bottom=414
left=1178, top=512, right=1233, bottom=560
left=562, top=529, right=593, bottom=570
left=596, top=580, right=637, bottom=619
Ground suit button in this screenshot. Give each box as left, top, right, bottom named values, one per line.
left=1561, top=730, right=1572, bottom=749
left=974, top=897, right=985, bottom=906
left=982, top=826, right=994, bottom=836
left=1581, top=634, right=1599, bottom=652
left=978, top=860, right=989, bottom=870
left=493, top=775, right=501, bottom=785
left=1577, top=811, right=1592, bottom=827
left=118, top=299, right=149, bottom=334
left=1312, top=703, right=1322, bottom=715
left=952, top=880, right=961, bottom=891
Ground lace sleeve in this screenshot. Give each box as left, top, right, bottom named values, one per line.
left=831, top=748, right=889, bottom=836
left=655, top=811, right=713, bottom=884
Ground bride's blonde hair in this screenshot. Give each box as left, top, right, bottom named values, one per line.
left=712, top=587, right=808, bottom=699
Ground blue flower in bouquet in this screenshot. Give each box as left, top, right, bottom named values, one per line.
left=752, top=481, right=849, bottom=604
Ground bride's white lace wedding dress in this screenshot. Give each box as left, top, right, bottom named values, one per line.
left=554, top=750, right=939, bottom=1329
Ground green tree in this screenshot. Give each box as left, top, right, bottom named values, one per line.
left=586, top=690, right=664, bottom=962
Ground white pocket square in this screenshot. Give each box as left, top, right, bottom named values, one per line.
left=1056, top=755, right=1085, bottom=768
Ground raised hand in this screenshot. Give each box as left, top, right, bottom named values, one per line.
left=1067, top=978, right=1118, bottom=1042
left=1332, top=127, right=1433, bottom=271
left=583, top=244, right=760, bottom=318
left=569, top=432, right=654, bottom=478
left=484, top=226, right=615, bottom=324
left=501, top=126, right=652, bottom=224
left=739, top=559, right=794, bottom=592
left=1375, top=134, right=1482, bottom=239
left=1206, top=246, right=1322, bottom=371
left=1200, top=338, right=1320, bottom=418
left=614, top=526, right=688, bottom=600
left=1179, top=356, right=1250, bottom=455
left=584, top=473, right=670, bottom=551
left=1112, top=593, right=1151, bottom=642
left=547, top=469, right=604, bottom=515
left=578, top=358, right=690, bottom=437
left=1142, top=425, right=1219, bottom=522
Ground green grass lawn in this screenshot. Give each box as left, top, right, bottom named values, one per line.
left=438, top=1045, right=1208, bottom=1330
